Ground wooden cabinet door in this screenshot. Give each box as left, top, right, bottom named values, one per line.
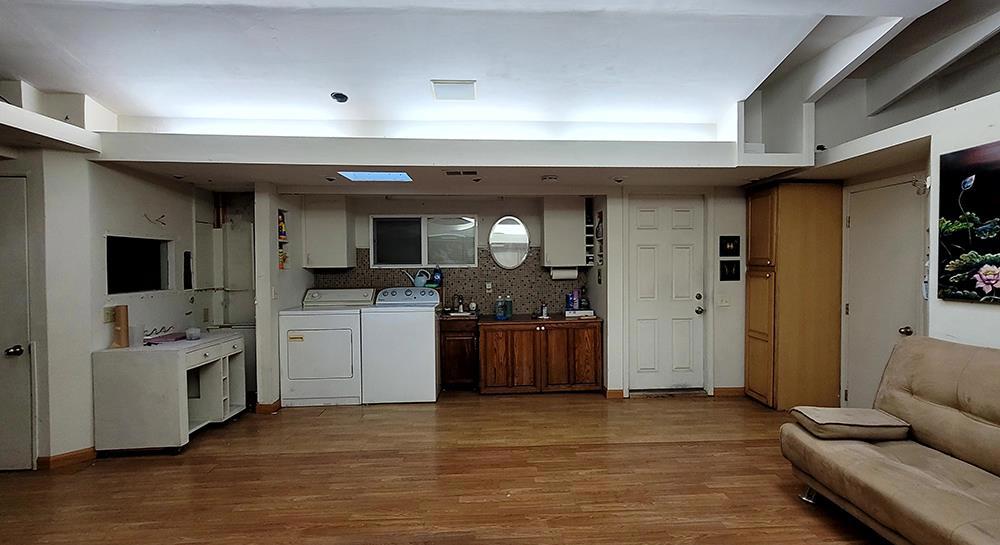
left=572, top=324, right=602, bottom=388
left=541, top=323, right=602, bottom=391
left=440, top=332, right=478, bottom=390
left=510, top=327, right=541, bottom=389
left=747, top=188, right=777, bottom=267
left=745, top=268, right=775, bottom=407
left=480, top=328, right=512, bottom=390
left=479, top=325, right=541, bottom=393
left=543, top=325, right=571, bottom=389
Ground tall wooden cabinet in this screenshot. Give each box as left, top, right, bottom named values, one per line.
left=745, top=183, right=842, bottom=410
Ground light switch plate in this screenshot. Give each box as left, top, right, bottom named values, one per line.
left=717, top=295, right=732, bottom=307
left=103, top=307, right=115, bottom=323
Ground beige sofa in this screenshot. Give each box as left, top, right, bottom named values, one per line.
left=780, top=336, right=1000, bottom=545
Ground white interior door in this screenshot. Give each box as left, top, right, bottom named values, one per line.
left=0, top=177, right=33, bottom=470
left=845, top=178, right=927, bottom=408
left=628, top=196, right=705, bottom=390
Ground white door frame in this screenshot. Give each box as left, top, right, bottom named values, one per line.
left=622, top=188, right=716, bottom=397
left=1, top=176, right=37, bottom=470
left=840, top=172, right=929, bottom=407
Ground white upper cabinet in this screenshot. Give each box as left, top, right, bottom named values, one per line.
left=542, top=196, right=588, bottom=267
left=302, top=196, right=355, bottom=268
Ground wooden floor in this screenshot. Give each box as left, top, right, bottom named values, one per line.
left=0, top=393, right=884, bottom=544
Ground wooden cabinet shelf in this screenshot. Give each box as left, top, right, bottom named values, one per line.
left=479, top=316, right=602, bottom=394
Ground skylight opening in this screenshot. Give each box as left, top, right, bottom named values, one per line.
left=337, top=171, right=413, bottom=182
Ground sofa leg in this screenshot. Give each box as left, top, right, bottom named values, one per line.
left=798, top=486, right=818, bottom=505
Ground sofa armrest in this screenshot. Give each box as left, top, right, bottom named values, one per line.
left=790, top=406, right=910, bottom=441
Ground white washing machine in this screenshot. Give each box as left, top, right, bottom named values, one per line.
left=361, top=287, right=440, bottom=404
left=278, top=288, right=374, bottom=406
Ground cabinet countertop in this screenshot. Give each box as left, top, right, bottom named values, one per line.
left=94, top=331, right=243, bottom=354
left=479, top=314, right=602, bottom=326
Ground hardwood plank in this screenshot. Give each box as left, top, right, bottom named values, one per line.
left=0, top=394, right=885, bottom=545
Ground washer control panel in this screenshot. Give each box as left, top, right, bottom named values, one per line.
left=375, top=287, right=441, bottom=307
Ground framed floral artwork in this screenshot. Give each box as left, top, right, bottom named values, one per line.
left=938, top=140, right=1000, bottom=304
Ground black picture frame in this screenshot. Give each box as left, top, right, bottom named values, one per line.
left=719, top=235, right=740, bottom=258
left=720, top=260, right=741, bottom=282
left=938, top=140, right=1000, bottom=304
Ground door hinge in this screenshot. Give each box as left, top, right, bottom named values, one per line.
left=846, top=215, right=851, bottom=228
left=844, top=389, right=849, bottom=402
left=845, top=303, right=850, bottom=316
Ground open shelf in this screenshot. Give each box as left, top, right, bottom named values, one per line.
left=188, top=418, right=211, bottom=434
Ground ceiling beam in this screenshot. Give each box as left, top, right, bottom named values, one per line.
left=0, top=102, right=102, bottom=152
left=0, top=145, right=18, bottom=160
left=866, top=8, right=1000, bottom=115
left=804, top=17, right=912, bottom=102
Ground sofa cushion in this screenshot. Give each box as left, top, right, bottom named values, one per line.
left=791, top=406, right=909, bottom=441
left=781, top=423, right=1000, bottom=545
left=874, top=337, right=1000, bottom=476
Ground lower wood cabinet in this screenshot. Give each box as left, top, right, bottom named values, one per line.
left=439, top=318, right=479, bottom=390
left=479, top=318, right=602, bottom=394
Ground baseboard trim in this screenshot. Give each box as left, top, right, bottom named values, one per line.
left=37, top=447, right=96, bottom=470
left=254, top=400, right=282, bottom=414
left=713, top=387, right=746, bottom=397
left=604, top=389, right=625, bottom=400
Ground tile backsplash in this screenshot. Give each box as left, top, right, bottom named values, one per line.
left=314, top=248, right=588, bottom=315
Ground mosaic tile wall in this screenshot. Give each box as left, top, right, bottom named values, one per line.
left=314, top=248, right=589, bottom=315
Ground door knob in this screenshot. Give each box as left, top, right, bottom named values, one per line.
left=695, top=306, right=705, bottom=315
left=898, top=326, right=914, bottom=336
left=4, top=344, right=25, bottom=357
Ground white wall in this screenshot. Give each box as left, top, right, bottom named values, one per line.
left=347, top=196, right=544, bottom=249
left=2, top=152, right=215, bottom=457
left=709, top=188, right=747, bottom=388
left=926, top=98, right=1000, bottom=348
left=818, top=90, right=1000, bottom=348
left=254, top=184, right=315, bottom=406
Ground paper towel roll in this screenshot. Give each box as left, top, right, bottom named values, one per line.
left=550, top=267, right=579, bottom=280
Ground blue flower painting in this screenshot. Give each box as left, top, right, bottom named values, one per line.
left=939, top=141, right=1000, bottom=304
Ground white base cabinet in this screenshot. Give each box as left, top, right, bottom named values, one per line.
left=93, top=332, right=246, bottom=451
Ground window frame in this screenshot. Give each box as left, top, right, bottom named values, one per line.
left=369, top=214, right=478, bottom=268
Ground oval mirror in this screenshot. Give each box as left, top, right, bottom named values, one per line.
left=489, top=216, right=530, bottom=269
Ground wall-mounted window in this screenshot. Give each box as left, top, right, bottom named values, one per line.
left=370, top=215, right=477, bottom=268
left=106, top=235, right=172, bottom=294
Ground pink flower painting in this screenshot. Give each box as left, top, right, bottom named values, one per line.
left=974, top=264, right=1000, bottom=294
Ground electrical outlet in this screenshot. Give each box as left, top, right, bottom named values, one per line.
left=717, top=295, right=732, bottom=307
left=485, top=281, right=493, bottom=294
left=103, top=307, right=115, bottom=323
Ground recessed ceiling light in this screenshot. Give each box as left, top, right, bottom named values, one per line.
left=431, top=80, right=476, bottom=100
left=337, top=171, right=413, bottom=183
left=330, top=92, right=349, bottom=103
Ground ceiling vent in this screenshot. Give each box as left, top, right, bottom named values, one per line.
left=431, top=80, right=477, bottom=100
left=541, top=175, right=559, bottom=183
left=445, top=169, right=479, bottom=177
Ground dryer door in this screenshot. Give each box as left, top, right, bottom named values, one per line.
left=287, top=329, right=354, bottom=379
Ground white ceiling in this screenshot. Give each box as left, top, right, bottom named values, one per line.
left=0, top=0, right=946, bottom=140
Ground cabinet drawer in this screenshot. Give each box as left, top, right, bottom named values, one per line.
left=439, top=319, right=478, bottom=333
left=185, top=338, right=244, bottom=368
